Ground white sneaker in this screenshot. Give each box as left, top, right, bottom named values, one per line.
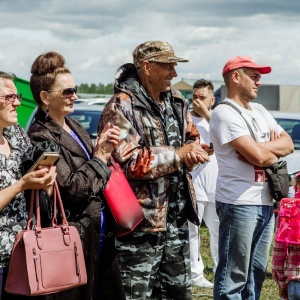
left=193, top=277, right=214, bottom=288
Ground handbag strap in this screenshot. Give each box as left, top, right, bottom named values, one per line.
left=26, top=189, right=38, bottom=230
left=51, top=180, right=69, bottom=227
left=26, top=180, right=69, bottom=230
left=109, top=156, right=119, bottom=171
left=219, top=101, right=256, bottom=140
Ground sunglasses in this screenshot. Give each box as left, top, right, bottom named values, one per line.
left=47, top=86, right=77, bottom=98
left=0, top=93, right=22, bottom=103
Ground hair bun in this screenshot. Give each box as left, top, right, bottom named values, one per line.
left=31, top=51, right=66, bottom=75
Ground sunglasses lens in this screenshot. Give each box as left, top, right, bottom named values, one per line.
left=62, top=86, right=77, bottom=97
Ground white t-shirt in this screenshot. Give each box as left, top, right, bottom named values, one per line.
left=209, top=98, right=284, bottom=206
left=190, top=115, right=218, bottom=202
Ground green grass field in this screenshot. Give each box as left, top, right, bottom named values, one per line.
left=192, top=225, right=279, bottom=299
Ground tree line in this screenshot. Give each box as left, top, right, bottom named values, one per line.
left=77, top=82, right=114, bottom=94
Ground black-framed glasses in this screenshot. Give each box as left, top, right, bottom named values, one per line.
left=0, top=93, right=22, bottom=103
left=47, top=86, right=77, bottom=98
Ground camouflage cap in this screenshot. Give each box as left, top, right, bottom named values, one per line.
left=133, top=41, right=189, bottom=68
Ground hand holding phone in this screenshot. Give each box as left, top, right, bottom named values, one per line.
left=27, top=152, right=60, bottom=173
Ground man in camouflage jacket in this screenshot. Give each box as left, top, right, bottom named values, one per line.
left=99, top=41, right=210, bottom=300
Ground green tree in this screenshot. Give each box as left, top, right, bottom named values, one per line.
left=78, top=83, right=89, bottom=93
left=78, top=82, right=114, bottom=94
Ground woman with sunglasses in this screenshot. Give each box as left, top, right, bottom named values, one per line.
left=0, top=71, right=56, bottom=300
left=27, top=52, right=125, bottom=300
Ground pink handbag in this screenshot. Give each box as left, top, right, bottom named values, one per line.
left=5, top=181, right=87, bottom=296
left=103, top=158, right=144, bottom=237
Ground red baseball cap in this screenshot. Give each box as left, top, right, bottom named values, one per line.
left=222, top=56, right=272, bottom=76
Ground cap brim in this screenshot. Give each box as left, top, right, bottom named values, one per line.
left=151, top=56, right=189, bottom=63
left=255, top=66, right=272, bottom=74
left=223, top=62, right=272, bottom=76
left=242, top=63, right=272, bottom=74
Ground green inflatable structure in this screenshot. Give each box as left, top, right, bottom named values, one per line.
left=15, top=77, right=36, bottom=129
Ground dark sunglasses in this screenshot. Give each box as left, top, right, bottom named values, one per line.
left=0, top=93, right=22, bottom=103
left=47, top=86, right=77, bottom=98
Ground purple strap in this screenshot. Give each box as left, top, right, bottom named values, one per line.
left=70, top=130, right=91, bottom=160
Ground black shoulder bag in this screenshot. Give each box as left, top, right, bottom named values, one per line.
left=219, top=101, right=289, bottom=201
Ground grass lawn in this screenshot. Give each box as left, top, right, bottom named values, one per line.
left=192, top=225, right=279, bottom=299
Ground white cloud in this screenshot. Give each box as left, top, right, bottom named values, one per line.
left=0, top=0, right=299, bottom=86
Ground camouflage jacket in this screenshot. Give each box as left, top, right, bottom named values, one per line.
left=99, top=63, right=200, bottom=232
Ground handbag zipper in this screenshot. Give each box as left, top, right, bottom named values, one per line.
left=74, top=242, right=81, bottom=282
left=32, top=248, right=39, bottom=290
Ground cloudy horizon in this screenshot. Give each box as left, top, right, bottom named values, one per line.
left=1, top=0, right=299, bottom=87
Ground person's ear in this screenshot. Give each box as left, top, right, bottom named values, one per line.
left=40, top=91, right=49, bottom=106
left=142, top=61, right=151, bottom=76
left=211, top=96, right=216, bottom=106
left=232, top=70, right=241, bottom=84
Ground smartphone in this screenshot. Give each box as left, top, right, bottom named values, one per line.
left=27, top=152, right=60, bottom=173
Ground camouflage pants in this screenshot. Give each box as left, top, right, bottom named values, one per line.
left=116, top=211, right=192, bottom=300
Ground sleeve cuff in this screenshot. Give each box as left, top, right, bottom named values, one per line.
left=87, top=158, right=111, bottom=181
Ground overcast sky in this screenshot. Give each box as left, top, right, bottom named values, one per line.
left=0, top=0, right=299, bottom=87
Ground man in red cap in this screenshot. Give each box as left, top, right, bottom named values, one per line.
left=210, top=56, right=294, bottom=299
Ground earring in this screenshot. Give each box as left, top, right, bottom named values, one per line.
left=45, top=106, right=49, bottom=120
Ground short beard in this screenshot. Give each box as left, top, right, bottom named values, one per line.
left=239, top=85, right=256, bottom=101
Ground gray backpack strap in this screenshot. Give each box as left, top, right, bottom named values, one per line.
left=218, top=101, right=256, bottom=140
